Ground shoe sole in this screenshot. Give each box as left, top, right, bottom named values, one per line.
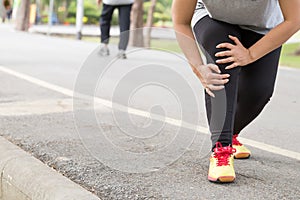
left=98, top=51, right=110, bottom=56
left=98, top=53, right=109, bottom=56
left=234, top=153, right=251, bottom=159
left=208, top=175, right=235, bottom=183
left=117, top=55, right=127, bottom=59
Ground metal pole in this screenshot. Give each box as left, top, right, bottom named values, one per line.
left=76, top=0, right=84, bottom=40
left=47, top=0, right=54, bottom=36
left=12, top=0, right=21, bottom=21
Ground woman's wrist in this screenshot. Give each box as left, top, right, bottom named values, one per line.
left=248, top=48, right=256, bottom=64
left=191, top=63, right=205, bottom=80
left=194, top=64, right=206, bottom=74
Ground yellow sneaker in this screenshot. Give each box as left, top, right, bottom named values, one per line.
left=232, top=134, right=251, bottom=159
left=208, top=142, right=236, bottom=183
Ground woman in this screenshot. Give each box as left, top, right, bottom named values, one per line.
left=4, top=0, right=12, bottom=21
left=97, top=0, right=134, bottom=59
left=172, top=0, right=300, bottom=183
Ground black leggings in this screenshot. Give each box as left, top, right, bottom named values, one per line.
left=193, top=16, right=282, bottom=148
left=100, top=4, right=132, bottom=50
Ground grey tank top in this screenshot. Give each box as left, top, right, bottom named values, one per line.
left=192, top=0, right=283, bottom=34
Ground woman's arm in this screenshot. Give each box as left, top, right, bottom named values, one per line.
left=250, top=0, right=300, bottom=60
left=216, top=0, right=300, bottom=69
left=172, top=0, right=203, bottom=68
left=172, top=0, right=230, bottom=97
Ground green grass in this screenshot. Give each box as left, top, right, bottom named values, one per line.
left=280, top=42, right=300, bottom=68
left=82, top=36, right=182, bottom=52
left=148, top=39, right=181, bottom=52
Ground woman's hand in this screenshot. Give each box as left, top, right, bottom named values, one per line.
left=215, top=35, right=254, bottom=70
left=193, top=64, right=230, bottom=97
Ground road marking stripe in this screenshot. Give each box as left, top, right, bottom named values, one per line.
left=240, top=138, right=300, bottom=160
left=0, top=65, right=299, bottom=161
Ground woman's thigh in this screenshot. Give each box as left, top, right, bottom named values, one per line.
left=238, top=30, right=281, bottom=103
left=234, top=30, right=282, bottom=132
left=193, top=16, right=242, bottom=67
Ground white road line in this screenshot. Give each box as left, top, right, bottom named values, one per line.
left=0, top=65, right=299, bottom=161
left=240, top=138, right=300, bottom=160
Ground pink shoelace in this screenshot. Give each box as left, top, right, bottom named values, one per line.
left=213, top=142, right=236, bottom=166
left=232, top=134, right=242, bottom=146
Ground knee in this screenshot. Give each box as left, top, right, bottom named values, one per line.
left=248, top=86, right=275, bottom=106
left=196, top=27, right=240, bottom=55
left=100, top=16, right=111, bottom=25
left=262, top=84, right=275, bottom=100
left=263, top=89, right=274, bottom=105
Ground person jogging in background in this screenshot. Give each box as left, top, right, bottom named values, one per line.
left=4, top=0, right=12, bottom=21
left=172, top=0, right=300, bottom=183
left=97, top=0, right=134, bottom=59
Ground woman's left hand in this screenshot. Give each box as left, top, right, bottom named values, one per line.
left=215, top=35, right=254, bottom=70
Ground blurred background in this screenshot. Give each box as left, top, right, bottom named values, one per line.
left=0, top=1, right=300, bottom=199
left=0, top=0, right=300, bottom=67
left=0, top=0, right=175, bottom=48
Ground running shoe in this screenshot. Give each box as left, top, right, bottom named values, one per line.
left=232, top=134, right=251, bottom=159
left=117, top=50, right=127, bottom=59
left=208, top=142, right=236, bottom=183
left=99, top=44, right=110, bottom=56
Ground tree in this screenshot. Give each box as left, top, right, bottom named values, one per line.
left=143, top=0, right=172, bottom=47
left=15, top=0, right=30, bottom=31
left=129, top=0, right=144, bottom=47
left=40, top=0, right=73, bottom=23
left=144, top=0, right=172, bottom=27
left=144, top=0, right=157, bottom=48
left=295, top=47, right=300, bottom=56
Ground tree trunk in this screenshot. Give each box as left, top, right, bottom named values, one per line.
left=144, top=0, right=157, bottom=48
left=15, top=0, right=30, bottom=31
left=129, top=0, right=144, bottom=47
left=295, top=46, right=300, bottom=56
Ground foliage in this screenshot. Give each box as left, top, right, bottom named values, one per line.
left=280, top=42, right=300, bottom=68
left=64, top=17, right=75, bottom=24
left=67, top=1, right=100, bottom=24
left=38, top=0, right=174, bottom=25
left=39, top=0, right=100, bottom=24
left=143, top=0, right=172, bottom=26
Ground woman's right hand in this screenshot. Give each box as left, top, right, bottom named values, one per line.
left=192, top=64, right=230, bottom=97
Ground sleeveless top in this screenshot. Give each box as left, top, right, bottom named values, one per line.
left=192, top=0, right=284, bottom=34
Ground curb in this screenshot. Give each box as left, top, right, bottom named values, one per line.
left=0, top=136, right=100, bottom=200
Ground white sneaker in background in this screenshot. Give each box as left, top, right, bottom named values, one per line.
left=98, top=44, right=110, bottom=56
left=117, top=50, right=127, bottom=59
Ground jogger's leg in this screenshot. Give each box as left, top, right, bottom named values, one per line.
left=234, top=30, right=282, bottom=134
left=100, top=4, right=115, bottom=44
left=193, top=16, right=242, bottom=148
left=118, top=4, right=132, bottom=50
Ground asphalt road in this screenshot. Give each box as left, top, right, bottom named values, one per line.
left=0, top=24, right=300, bottom=199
